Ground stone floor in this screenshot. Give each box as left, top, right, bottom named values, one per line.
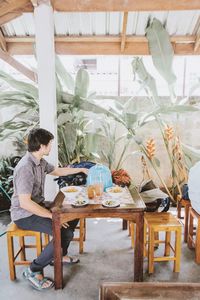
left=0, top=210, right=199, bottom=300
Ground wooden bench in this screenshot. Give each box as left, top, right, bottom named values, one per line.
left=100, top=282, right=200, bottom=300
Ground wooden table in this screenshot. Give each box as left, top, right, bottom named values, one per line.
left=52, top=188, right=146, bottom=289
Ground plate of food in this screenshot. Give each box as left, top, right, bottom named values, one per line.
left=102, top=199, right=120, bottom=208
left=106, top=186, right=125, bottom=198
left=61, top=186, right=82, bottom=199
left=71, top=196, right=89, bottom=207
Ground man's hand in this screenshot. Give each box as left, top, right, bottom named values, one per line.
left=81, top=168, right=88, bottom=175
left=62, top=222, right=69, bottom=228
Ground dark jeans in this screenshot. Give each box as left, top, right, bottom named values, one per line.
left=15, top=215, right=79, bottom=272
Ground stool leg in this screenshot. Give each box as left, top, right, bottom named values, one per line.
left=174, top=228, right=181, bottom=272
left=164, top=231, right=171, bottom=256
left=7, top=233, right=16, bottom=280
left=184, top=204, right=190, bottom=243
left=148, top=228, right=154, bottom=274
left=177, top=200, right=182, bottom=219
left=43, top=233, right=50, bottom=247
left=143, top=222, right=147, bottom=257
left=19, top=236, right=26, bottom=261
left=195, top=219, right=200, bottom=264
left=83, top=218, right=86, bottom=241
left=79, top=219, right=84, bottom=254
left=130, top=222, right=134, bottom=249
left=188, top=211, right=194, bottom=249
left=35, top=233, right=42, bottom=257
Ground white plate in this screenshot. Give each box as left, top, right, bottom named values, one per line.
left=106, top=186, right=125, bottom=198
left=71, top=198, right=89, bottom=207
left=61, top=186, right=82, bottom=199
left=102, top=199, right=120, bottom=208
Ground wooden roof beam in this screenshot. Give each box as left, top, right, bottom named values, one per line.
left=0, top=48, right=37, bottom=82
left=53, top=0, right=200, bottom=12
left=6, top=40, right=200, bottom=55
left=194, top=22, right=200, bottom=52
left=121, top=12, right=128, bottom=53
left=4, top=34, right=197, bottom=44
left=0, top=29, right=7, bottom=51
left=0, top=0, right=32, bottom=18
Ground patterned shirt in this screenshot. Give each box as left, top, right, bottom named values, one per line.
left=10, top=152, right=55, bottom=221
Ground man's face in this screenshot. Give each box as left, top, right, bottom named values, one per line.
left=41, top=140, right=53, bottom=156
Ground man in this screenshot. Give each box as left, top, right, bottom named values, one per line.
left=188, top=160, right=200, bottom=214
left=10, top=128, right=88, bottom=290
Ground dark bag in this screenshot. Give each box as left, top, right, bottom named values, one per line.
left=54, top=161, right=95, bottom=188
left=140, top=180, right=170, bottom=213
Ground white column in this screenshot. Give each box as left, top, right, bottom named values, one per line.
left=34, top=0, right=58, bottom=201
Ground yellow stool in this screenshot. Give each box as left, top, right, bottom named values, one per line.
left=44, top=218, right=86, bottom=254
left=7, top=223, right=43, bottom=280
left=177, top=194, right=191, bottom=243
left=144, top=212, right=182, bottom=273
left=187, top=207, right=200, bottom=264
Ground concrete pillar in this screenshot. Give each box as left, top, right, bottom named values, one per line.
left=34, top=0, right=58, bottom=201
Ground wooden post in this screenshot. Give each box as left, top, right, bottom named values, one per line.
left=52, top=211, right=63, bottom=289
left=34, top=0, right=58, bottom=201
left=134, top=212, right=144, bottom=281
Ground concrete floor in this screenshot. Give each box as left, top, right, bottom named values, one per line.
left=0, top=210, right=199, bottom=300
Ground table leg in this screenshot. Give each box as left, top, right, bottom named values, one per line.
left=52, top=212, right=63, bottom=289
left=134, top=212, right=144, bottom=281
left=122, top=219, right=128, bottom=230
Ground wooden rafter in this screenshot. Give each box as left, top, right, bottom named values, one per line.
left=194, top=19, right=200, bottom=52
left=0, top=12, right=22, bottom=26
left=121, top=12, right=128, bottom=53
left=5, top=35, right=197, bottom=44
left=0, top=48, right=37, bottom=82
left=0, top=29, right=6, bottom=51
left=6, top=39, right=200, bottom=56
left=53, top=0, right=200, bottom=12
left=0, top=0, right=31, bottom=17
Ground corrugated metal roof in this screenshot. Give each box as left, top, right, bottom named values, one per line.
left=1, top=10, right=200, bottom=37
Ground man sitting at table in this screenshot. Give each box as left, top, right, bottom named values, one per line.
left=188, top=160, right=200, bottom=214
left=10, top=128, right=88, bottom=291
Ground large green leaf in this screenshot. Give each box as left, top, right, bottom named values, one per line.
left=145, top=18, right=176, bottom=86
left=132, top=57, right=160, bottom=106
left=182, top=143, right=200, bottom=168
left=55, top=56, right=75, bottom=92
left=75, top=69, right=89, bottom=98
left=0, top=71, right=38, bottom=99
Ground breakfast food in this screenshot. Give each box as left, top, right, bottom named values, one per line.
left=65, top=187, right=78, bottom=193
left=109, top=186, right=122, bottom=193
left=104, top=200, right=116, bottom=206
left=74, top=196, right=87, bottom=205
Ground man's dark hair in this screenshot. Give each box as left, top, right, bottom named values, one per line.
left=27, top=128, right=54, bottom=152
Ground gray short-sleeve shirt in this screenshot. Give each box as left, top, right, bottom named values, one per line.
left=10, top=152, right=55, bottom=221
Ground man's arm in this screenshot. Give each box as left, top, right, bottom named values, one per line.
left=19, top=194, right=52, bottom=219
left=49, top=167, right=88, bottom=177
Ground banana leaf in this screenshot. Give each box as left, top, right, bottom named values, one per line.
left=145, top=18, right=176, bottom=86
left=182, top=143, right=200, bottom=168
left=0, top=71, right=38, bottom=99
left=132, top=57, right=160, bottom=106
left=75, top=69, right=89, bottom=98
left=55, top=55, right=75, bottom=92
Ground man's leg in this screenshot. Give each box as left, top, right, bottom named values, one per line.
left=61, top=219, right=79, bottom=256
left=15, top=215, right=54, bottom=272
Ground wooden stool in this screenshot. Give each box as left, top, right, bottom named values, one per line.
left=43, top=218, right=86, bottom=254
left=7, top=223, right=43, bottom=280
left=187, top=207, right=200, bottom=264
left=177, top=194, right=191, bottom=243
left=144, top=212, right=182, bottom=273
left=73, top=218, right=86, bottom=254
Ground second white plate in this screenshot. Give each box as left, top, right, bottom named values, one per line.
left=102, top=199, right=120, bottom=208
